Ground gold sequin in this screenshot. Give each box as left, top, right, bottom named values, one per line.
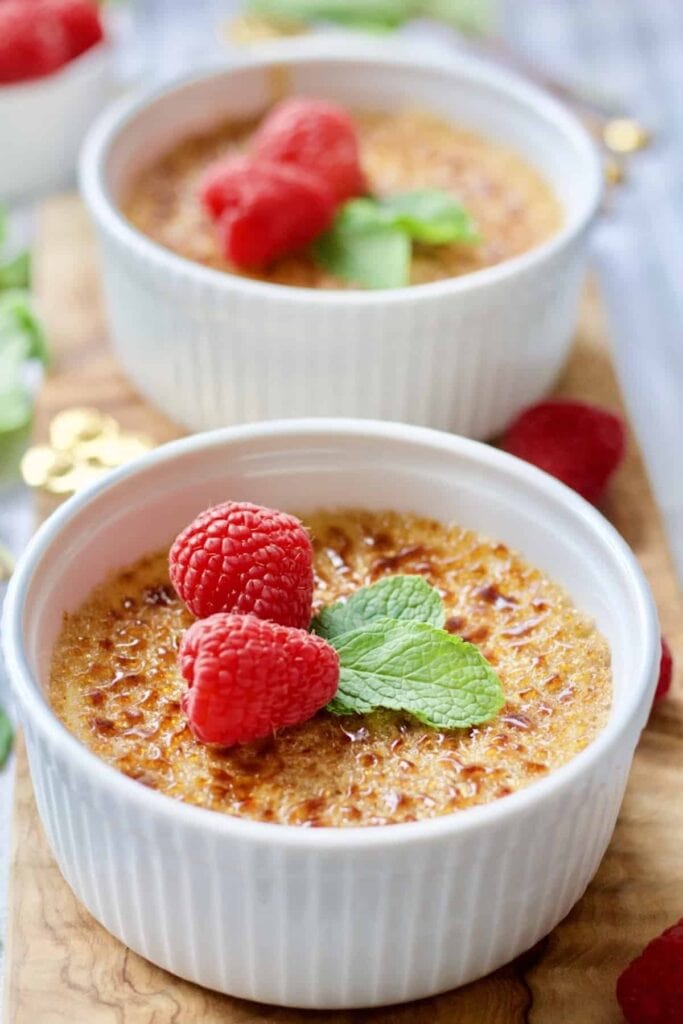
left=0, top=540, right=14, bottom=582
left=603, top=118, right=651, bottom=154
left=21, top=408, right=156, bottom=498
left=49, top=407, right=119, bottom=451
left=223, top=13, right=306, bottom=45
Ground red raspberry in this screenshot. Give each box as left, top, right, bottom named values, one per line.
left=252, top=97, right=366, bottom=204
left=616, top=918, right=683, bottom=1023
left=654, top=636, right=674, bottom=703
left=39, top=0, right=104, bottom=59
left=199, top=155, right=335, bottom=268
left=502, top=399, right=626, bottom=504
left=169, top=501, right=314, bottom=628
left=0, top=2, right=70, bottom=84
left=179, top=613, right=339, bottom=746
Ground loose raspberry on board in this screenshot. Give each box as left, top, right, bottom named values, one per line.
left=616, top=917, right=683, bottom=1024
left=502, top=399, right=626, bottom=504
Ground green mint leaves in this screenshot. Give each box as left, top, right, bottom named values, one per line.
left=0, top=206, right=48, bottom=482
left=246, top=1, right=495, bottom=36
left=314, top=215, right=410, bottom=290
left=315, top=575, right=504, bottom=729
left=0, top=707, right=13, bottom=770
left=313, top=574, right=444, bottom=639
left=313, top=191, right=479, bottom=289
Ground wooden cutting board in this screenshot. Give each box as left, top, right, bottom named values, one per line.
left=4, top=196, right=682, bottom=1023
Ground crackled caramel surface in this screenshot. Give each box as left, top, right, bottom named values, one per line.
left=49, top=510, right=610, bottom=827
left=123, top=109, right=562, bottom=288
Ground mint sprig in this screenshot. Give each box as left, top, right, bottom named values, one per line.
left=328, top=619, right=504, bottom=728
left=313, top=574, right=444, bottom=639
left=0, top=707, right=13, bottom=770
left=246, top=0, right=495, bottom=35
left=313, top=191, right=479, bottom=289
left=317, top=575, right=504, bottom=729
left=0, top=206, right=48, bottom=480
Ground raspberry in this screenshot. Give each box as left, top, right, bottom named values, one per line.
left=39, top=0, right=104, bottom=59
left=252, top=97, right=366, bottom=204
left=654, top=637, right=673, bottom=703
left=616, top=918, right=683, bottom=1023
left=199, top=156, right=335, bottom=268
left=0, top=2, right=70, bottom=84
left=169, top=501, right=314, bottom=628
left=502, top=399, right=626, bottom=504
left=179, top=613, right=339, bottom=746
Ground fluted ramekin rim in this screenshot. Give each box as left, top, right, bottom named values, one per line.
left=79, top=45, right=603, bottom=306
left=3, top=418, right=659, bottom=850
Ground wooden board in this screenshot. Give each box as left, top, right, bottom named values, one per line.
left=4, top=195, right=682, bottom=1023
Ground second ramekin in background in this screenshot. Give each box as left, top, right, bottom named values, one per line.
left=80, top=45, right=602, bottom=438
left=0, top=41, right=111, bottom=202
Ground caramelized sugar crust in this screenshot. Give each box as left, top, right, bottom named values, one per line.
left=123, top=109, right=562, bottom=288
left=49, top=510, right=611, bottom=827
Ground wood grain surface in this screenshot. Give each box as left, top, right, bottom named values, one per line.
left=4, top=196, right=682, bottom=1023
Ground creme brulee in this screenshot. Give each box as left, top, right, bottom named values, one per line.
left=49, top=509, right=611, bottom=827
left=123, top=109, right=562, bottom=288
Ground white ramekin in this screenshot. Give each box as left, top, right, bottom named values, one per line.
left=3, top=420, right=657, bottom=1008
left=0, top=42, right=112, bottom=202
left=80, top=45, right=602, bottom=439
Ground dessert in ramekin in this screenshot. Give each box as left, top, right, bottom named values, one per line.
left=49, top=506, right=611, bottom=827
left=0, top=0, right=110, bottom=201
left=80, top=45, right=602, bottom=437
left=3, top=420, right=658, bottom=1008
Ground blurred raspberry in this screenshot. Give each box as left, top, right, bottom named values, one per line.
left=654, top=637, right=673, bottom=703
left=199, top=155, right=335, bottom=268
left=179, top=613, right=339, bottom=746
left=41, top=0, right=104, bottom=59
left=252, top=97, right=366, bottom=204
left=503, top=399, right=626, bottom=504
left=0, top=2, right=70, bottom=83
left=616, top=918, right=683, bottom=1023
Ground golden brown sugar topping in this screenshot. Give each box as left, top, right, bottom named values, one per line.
left=123, top=108, right=562, bottom=288
left=49, top=510, right=611, bottom=827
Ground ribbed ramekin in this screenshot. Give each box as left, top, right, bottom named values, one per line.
left=3, top=420, right=658, bottom=1008
left=0, top=41, right=111, bottom=202
left=80, top=45, right=602, bottom=438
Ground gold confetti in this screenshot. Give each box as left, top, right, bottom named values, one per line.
left=22, top=408, right=157, bottom=498
left=21, top=445, right=74, bottom=489
left=49, top=407, right=118, bottom=452
left=603, top=118, right=651, bottom=154
left=0, top=540, right=14, bottom=582
left=224, top=13, right=306, bottom=45
left=604, top=157, right=626, bottom=186
left=75, top=433, right=155, bottom=469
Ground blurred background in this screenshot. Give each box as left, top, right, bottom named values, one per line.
left=0, top=0, right=682, bottom=998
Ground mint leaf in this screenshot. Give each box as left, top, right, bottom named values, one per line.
left=314, top=214, right=410, bottom=289
left=313, top=575, right=444, bottom=640
left=379, top=191, right=480, bottom=245
left=312, top=191, right=478, bottom=288
left=0, top=708, right=13, bottom=770
left=0, top=290, right=49, bottom=367
left=329, top=619, right=504, bottom=728
left=0, top=251, right=30, bottom=292
left=247, top=0, right=416, bottom=29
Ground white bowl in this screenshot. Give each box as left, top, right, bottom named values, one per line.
left=80, top=46, right=602, bottom=439
left=0, top=42, right=112, bottom=202
left=3, top=420, right=658, bottom=1008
